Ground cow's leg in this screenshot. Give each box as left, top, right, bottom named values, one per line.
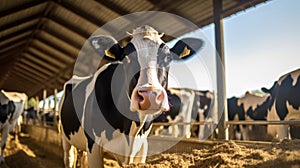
left=276, top=125, right=289, bottom=139
left=0, top=127, right=9, bottom=164
left=62, top=137, right=76, bottom=168
left=240, top=125, right=249, bottom=140
left=77, top=150, right=88, bottom=168
left=130, top=138, right=148, bottom=163
left=87, top=144, right=103, bottom=168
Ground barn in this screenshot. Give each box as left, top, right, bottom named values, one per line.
left=0, top=0, right=300, bottom=167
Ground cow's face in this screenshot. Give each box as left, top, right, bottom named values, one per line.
left=90, top=25, right=203, bottom=114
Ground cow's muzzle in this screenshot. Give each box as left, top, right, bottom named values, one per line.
left=130, top=87, right=169, bottom=113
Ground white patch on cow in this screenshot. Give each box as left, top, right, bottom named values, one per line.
left=278, top=68, right=300, bottom=86
left=0, top=91, right=9, bottom=105
left=63, top=127, right=87, bottom=151
left=129, top=26, right=169, bottom=113
left=168, top=89, right=195, bottom=138
left=238, top=92, right=268, bottom=113
left=285, top=101, right=300, bottom=121
left=267, top=101, right=289, bottom=139
left=1, top=91, right=27, bottom=103
left=0, top=91, right=26, bottom=163
left=9, top=102, right=24, bottom=125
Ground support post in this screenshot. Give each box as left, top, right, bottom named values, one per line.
left=42, top=89, right=47, bottom=126
left=213, top=0, right=229, bottom=140
left=53, top=88, right=58, bottom=126
left=35, top=96, right=39, bottom=125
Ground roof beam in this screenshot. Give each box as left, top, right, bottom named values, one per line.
left=0, top=25, right=35, bottom=42
left=19, top=59, right=54, bottom=76
left=36, top=31, right=80, bottom=58
left=27, top=47, right=65, bottom=68
left=95, top=0, right=130, bottom=16
left=53, top=1, right=117, bottom=32
left=48, top=15, right=91, bottom=38
left=14, top=64, right=49, bottom=81
left=42, top=26, right=83, bottom=49
left=30, top=39, right=74, bottom=63
left=13, top=68, right=45, bottom=84
left=0, top=1, right=46, bottom=18
left=22, top=52, right=60, bottom=73
left=0, top=31, right=31, bottom=47
left=0, top=41, right=26, bottom=55
left=0, top=36, right=29, bottom=50
left=0, top=14, right=40, bottom=32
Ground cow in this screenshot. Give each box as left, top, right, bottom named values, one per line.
left=193, top=90, right=215, bottom=139
left=59, top=25, right=203, bottom=168
left=0, top=90, right=26, bottom=163
left=153, top=88, right=214, bottom=140
left=227, top=92, right=270, bottom=141
left=258, top=68, right=300, bottom=139
left=154, top=88, right=196, bottom=138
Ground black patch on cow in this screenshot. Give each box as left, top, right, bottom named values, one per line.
left=60, top=77, right=93, bottom=140
left=227, top=97, right=245, bottom=121
left=83, top=64, right=141, bottom=152
left=8, top=101, right=16, bottom=122
left=227, top=97, right=247, bottom=131
left=246, top=99, right=268, bottom=121
left=275, top=75, right=300, bottom=120
left=0, top=101, right=15, bottom=124
left=0, top=104, right=9, bottom=123
left=290, top=125, right=300, bottom=139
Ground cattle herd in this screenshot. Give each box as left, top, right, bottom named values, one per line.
left=0, top=25, right=299, bottom=167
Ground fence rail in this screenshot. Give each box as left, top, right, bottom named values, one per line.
left=226, top=120, right=300, bottom=126
left=152, top=120, right=300, bottom=127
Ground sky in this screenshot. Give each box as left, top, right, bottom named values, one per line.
left=168, top=0, right=300, bottom=98
left=41, top=0, right=300, bottom=107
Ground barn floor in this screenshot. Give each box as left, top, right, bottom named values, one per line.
left=122, top=139, right=300, bottom=168
left=1, top=133, right=63, bottom=168
left=2, top=133, right=300, bottom=168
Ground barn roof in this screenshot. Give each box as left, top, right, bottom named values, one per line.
left=0, top=0, right=269, bottom=98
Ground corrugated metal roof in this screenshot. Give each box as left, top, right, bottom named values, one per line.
left=0, top=0, right=269, bottom=99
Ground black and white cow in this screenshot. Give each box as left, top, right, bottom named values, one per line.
left=227, top=92, right=269, bottom=141
left=0, top=91, right=26, bottom=163
left=258, top=68, right=300, bottom=139
left=153, top=88, right=214, bottom=140
left=153, top=88, right=195, bottom=138
left=59, top=25, right=203, bottom=167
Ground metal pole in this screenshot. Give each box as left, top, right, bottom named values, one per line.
left=213, top=0, right=228, bottom=140
left=53, top=88, right=58, bottom=126
left=35, top=96, right=39, bottom=125
left=42, top=89, right=47, bottom=126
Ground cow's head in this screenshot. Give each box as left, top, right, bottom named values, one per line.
left=90, top=25, right=203, bottom=114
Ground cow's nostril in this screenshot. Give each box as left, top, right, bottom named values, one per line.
left=137, top=90, right=145, bottom=102
left=157, top=91, right=164, bottom=102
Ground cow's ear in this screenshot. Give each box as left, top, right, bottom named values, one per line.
left=170, top=38, right=204, bottom=61
left=89, top=35, right=123, bottom=61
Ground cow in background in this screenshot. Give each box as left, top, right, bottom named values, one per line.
left=258, top=68, right=300, bottom=139
left=193, top=90, right=215, bottom=140
left=227, top=92, right=270, bottom=141
left=153, top=88, right=195, bottom=138
left=0, top=90, right=26, bottom=163
left=59, top=25, right=203, bottom=167
left=153, top=88, right=214, bottom=140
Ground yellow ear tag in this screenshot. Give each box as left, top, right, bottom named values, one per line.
left=105, top=49, right=116, bottom=59
left=179, top=46, right=191, bottom=58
